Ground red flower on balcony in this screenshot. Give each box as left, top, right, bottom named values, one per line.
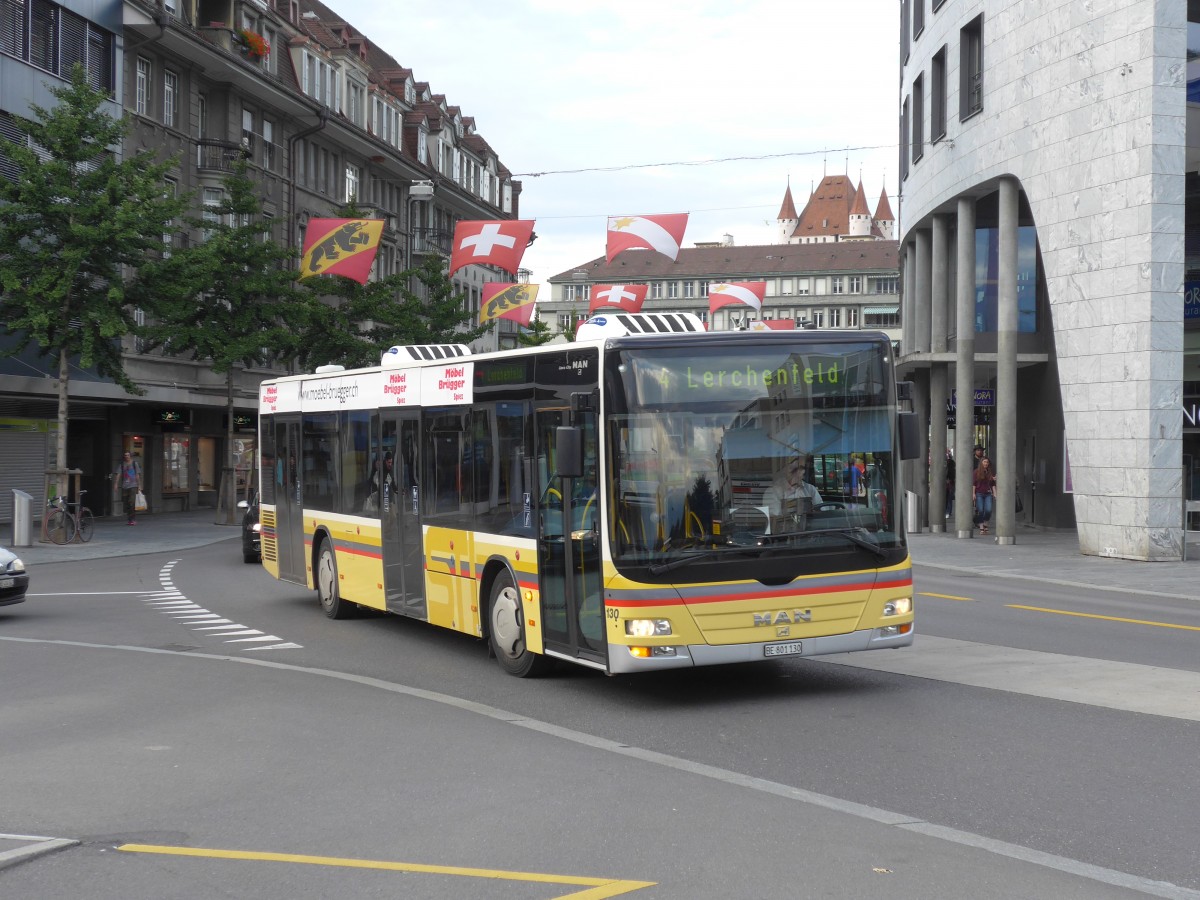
left=236, top=28, right=270, bottom=60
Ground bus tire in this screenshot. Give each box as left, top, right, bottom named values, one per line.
left=488, top=571, right=551, bottom=677
left=316, top=539, right=354, bottom=619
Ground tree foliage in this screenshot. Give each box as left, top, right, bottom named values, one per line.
left=517, top=311, right=556, bottom=347
left=134, top=159, right=308, bottom=372
left=0, top=66, right=187, bottom=394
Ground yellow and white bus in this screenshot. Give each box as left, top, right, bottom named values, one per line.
left=256, top=313, right=918, bottom=676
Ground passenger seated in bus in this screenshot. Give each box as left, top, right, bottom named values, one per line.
left=763, top=454, right=821, bottom=533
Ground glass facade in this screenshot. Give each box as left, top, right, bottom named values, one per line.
left=1186, top=19, right=1200, bottom=507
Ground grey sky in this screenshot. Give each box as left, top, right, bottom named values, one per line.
left=334, top=0, right=901, bottom=287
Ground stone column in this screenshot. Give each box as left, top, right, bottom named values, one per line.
left=995, top=177, right=1019, bottom=545
left=927, top=215, right=951, bottom=532
left=914, top=228, right=932, bottom=354
left=955, top=196, right=977, bottom=539
left=902, top=241, right=917, bottom=356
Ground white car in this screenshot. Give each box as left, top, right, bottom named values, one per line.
left=0, top=546, right=29, bottom=606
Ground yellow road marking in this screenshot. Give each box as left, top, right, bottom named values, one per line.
left=1006, top=605, right=1200, bottom=632
left=118, top=844, right=655, bottom=898
left=919, top=591, right=975, bottom=602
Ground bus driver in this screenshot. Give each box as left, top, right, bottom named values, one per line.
left=763, top=454, right=822, bottom=533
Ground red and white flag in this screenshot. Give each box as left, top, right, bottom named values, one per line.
left=588, top=283, right=647, bottom=314
left=708, top=281, right=766, bottom=314
left=448, top=219, right=536, bottom=276
left=606, top=213, right=688, bottom=263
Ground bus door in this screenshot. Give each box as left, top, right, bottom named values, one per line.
left=536, top=405, right=605, bottom=667
left=274, top=417, right=306, bottom=584
left=382, top=410, right=425, bottom=617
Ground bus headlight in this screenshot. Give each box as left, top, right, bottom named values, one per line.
left=883, top=597, right=912, bottom=617
left=625, top=618, right=672, bottom=637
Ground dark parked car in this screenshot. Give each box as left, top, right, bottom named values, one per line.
left=237, top=493, right=261, bottom=564
left=0, top=545, right=30, bottom=606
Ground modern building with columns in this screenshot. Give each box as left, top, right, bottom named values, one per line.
left=897, top=0, right=1199, bottom=561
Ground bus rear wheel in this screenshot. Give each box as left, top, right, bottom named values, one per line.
left=316, top=539, right=354, bottom=619
left=488, top=571, right=551, bottom=677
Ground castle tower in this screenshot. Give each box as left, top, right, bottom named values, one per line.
left=873, top=186, right=895, bottom=240
left=848, top=179, right=873, bottom=239
left=777, top=181, right=799, bottom=244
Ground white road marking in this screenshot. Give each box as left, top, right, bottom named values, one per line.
left=134, top=561, right=301, bottom=652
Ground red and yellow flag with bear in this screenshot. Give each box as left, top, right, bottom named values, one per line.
left=299, top=218, right=385, bottom=284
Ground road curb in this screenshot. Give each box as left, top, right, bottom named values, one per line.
left=0, top=834, right=78, bottom=871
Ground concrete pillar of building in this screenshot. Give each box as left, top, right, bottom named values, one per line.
left=954, top=196, right=977, bottom=539
left=995, top=177, right=1019, bottom=546
left=927, top=215, right=951, bottom=533
left=914, top=228, right=932, bottom=354
left=902, top=241, right=917, bottom=355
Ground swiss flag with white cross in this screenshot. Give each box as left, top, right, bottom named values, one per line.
left=448, top=220, right=536, bottom=277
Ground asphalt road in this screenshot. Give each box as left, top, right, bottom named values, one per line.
left=1, top=538, right=1196, bottom=899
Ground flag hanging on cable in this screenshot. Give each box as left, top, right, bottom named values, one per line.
left=449, top=219, right=536, bottom=277
left=299, top=218, right=385, bottom=284
left=606, top=213, right=688, bottom=263
left=480, top=282, right=539, bottom=327
left=708, top=281, right=766, bottom=314
left=588, top=283, right=647, bottom=314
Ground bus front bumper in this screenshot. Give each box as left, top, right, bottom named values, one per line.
left=606, top=624, right=914, bottom=674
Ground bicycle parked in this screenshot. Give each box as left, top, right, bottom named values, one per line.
left=45, top=489, right=94, bottom=545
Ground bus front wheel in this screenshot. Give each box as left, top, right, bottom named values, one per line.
left=316, top=539, right=354, bottom=619
left=488, top=571, right=551, bottom=677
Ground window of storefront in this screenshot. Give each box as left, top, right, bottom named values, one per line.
left=163, top=435, right=189, bottom=493
left=197, top=437, right=216, bottom=492
left=234, top=436, right=257, bottom=495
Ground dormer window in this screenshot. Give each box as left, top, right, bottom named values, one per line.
left=302, top=50, right=338, bottom=109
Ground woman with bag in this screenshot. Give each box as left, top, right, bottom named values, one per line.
left=114, top=451, right=143, bottom=525
left=972, top=456, right=996, bottom=535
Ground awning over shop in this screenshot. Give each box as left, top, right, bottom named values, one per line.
left=863, top=306, right=899, bottom=315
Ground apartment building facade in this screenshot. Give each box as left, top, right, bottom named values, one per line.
left=0, top=0, right=520, bottom=521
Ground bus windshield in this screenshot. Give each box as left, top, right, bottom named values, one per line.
left=606, top=340, right=903, bottom=572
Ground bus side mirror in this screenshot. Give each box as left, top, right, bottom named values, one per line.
left=898, top=412, right=921, bottom=460
left=555, top=426, right=584, bottom=478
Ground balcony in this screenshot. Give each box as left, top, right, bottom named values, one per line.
left=196, top=139, right=250, bottom=172
left=411, top=228, right=452, bottom=257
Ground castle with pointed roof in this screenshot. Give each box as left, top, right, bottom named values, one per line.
left=777, top=175, right=895, bottom=244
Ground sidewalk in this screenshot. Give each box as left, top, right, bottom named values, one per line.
left=3, top=510, right=1199, bottom=602
left=0, top=508, right=239, bottom=566
left=907, top=524, right=1200, bottom=602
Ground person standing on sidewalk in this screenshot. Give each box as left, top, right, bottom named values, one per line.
left=114, top=452, right=143, bottom=525
left=973, top=456, right=996, bottom=535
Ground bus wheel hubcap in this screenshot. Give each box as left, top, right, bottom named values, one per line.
left=492, top=586, right=521, bottom=657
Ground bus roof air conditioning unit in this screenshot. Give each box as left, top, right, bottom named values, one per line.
left=576, top=312, right=706, bottom=340
left=381, top=344, right=472, bottom=367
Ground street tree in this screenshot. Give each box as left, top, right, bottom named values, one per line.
left=135, top=159, right=309, bottom=523
left=0, top=67, right=188, bottom=500
left=517, top=311, right=556, bottom=347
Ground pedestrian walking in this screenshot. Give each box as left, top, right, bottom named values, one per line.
left=114, top=451, right=143, bottom=525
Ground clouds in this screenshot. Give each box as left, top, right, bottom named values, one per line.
left=336, top=0, right=900, bottom=285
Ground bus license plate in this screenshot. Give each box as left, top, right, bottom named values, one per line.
left=764, top=641, right=803, bottom=658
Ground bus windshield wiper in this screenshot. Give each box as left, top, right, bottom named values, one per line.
left=799, top=527, right=889, bottom=559
left=757, top=527, right=887, bottom=560
left=647, top=547, right=757, bottom=575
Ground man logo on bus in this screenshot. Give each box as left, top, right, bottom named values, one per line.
left=753, top=609, right=813, bottom=626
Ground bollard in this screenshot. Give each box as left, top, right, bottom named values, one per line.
left=11, top=489, right=32, bottom=548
